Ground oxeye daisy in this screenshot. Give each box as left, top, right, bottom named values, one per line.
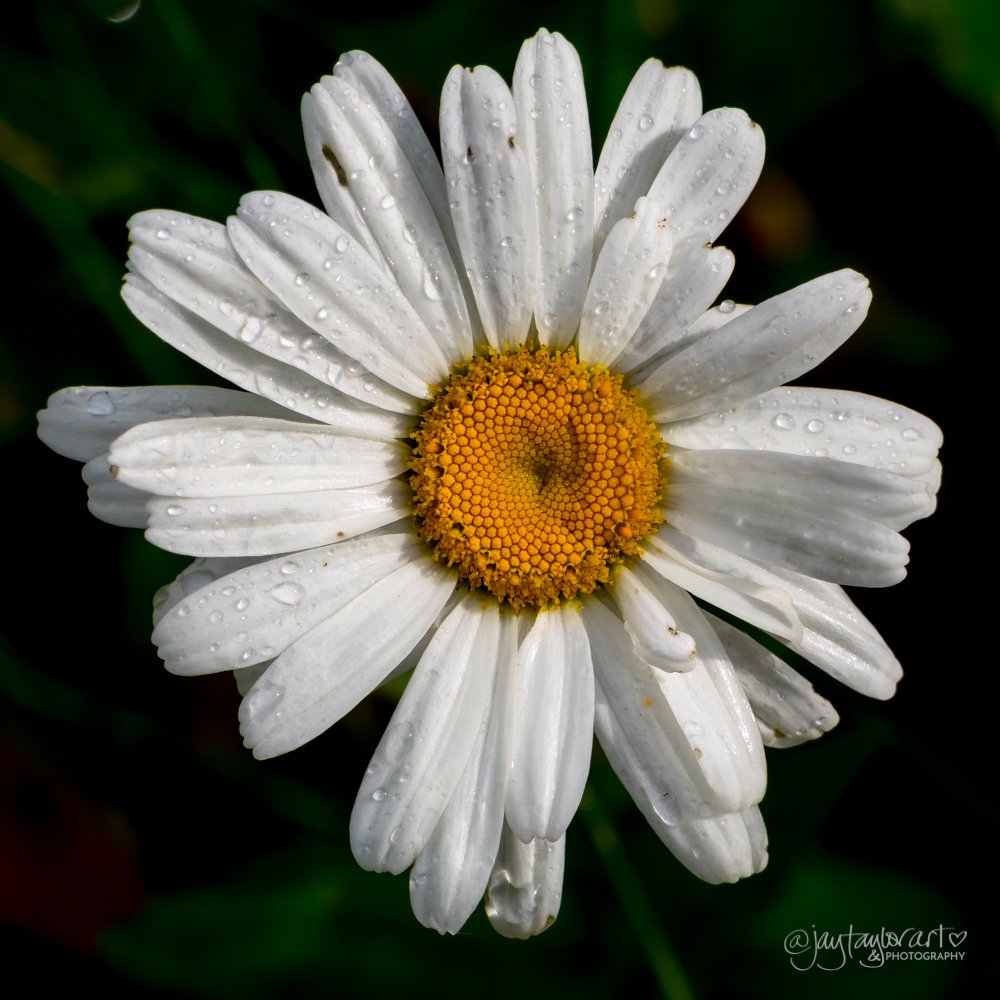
left=38, top=28, right=941, bottom=938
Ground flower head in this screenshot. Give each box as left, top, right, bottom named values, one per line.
left=38, top=28, right=941, bottom=937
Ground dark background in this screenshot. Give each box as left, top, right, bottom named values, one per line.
left=1, top=0, right=995, bottom=996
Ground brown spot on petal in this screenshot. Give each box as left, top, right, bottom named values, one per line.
left=322, top=144, right=349, bottom=187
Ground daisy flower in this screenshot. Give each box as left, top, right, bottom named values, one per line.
left=38, top=28, right=941, bottom=938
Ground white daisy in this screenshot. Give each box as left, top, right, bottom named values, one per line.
left=38, top=29, right=941, bottom=938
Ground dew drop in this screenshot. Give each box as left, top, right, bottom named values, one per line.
left=806, top=419, right=825, bottom=434
left=901, top=428, right=920, bottom=441
left=279, top=561, right=299, bottom=575
left=165, top=504, right=183, bottom=516
left=773, top=412, right=795, bottom=430
left=155, top=228, right=171, bottom=240
left=379, top=194, right=396, bottom=210
left=371, top=787, right=387, bottom=802
left=638, top=114, right=654, bottom=132
left=294, top=272, right=310, bottom=286
left=86, top=391, right=115, bottom=415
left=239, top=316, right=265, bottom=343
left=718, top=299, right=736, bottom=314
left=334, top=234, right=350, bottom=253
left=235, top=597, right=251, bottom=611
left=688, top=123, right=705, bottom=140
left=270, top=582, right=306, bottom=606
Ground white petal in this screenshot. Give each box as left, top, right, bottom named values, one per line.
left=440, top=65, right=537, bottom=348
left=485, top=823, right=564, bottom=938
left=127, top=211, right=416, bottom=415
left=586, top=595, right=764, bottom=817
left=661, top=806, right=768, bottom=883
left=647, top=526, right=902, bottom=698
left=612, top=562, right=698, bottom=670
left=706, top=613, right=839, bottom=747
left=577, top=197, right=673, bottom=367
left=662, top=385, right=943, bottom=480
left=639, top=269, right=872, bottom=422
left=513, top=29, right=593, bottom=348
left=145, top=480, right=409, bottom=557
left=330, top=50, right=461, bottom=267
left=614, top=233, right=734, bottom=374
left=670, top=448, right=936, bottom=529
left=229, top=191, right=449, bottom=395
left=350, top=595, right=501, bottom=875
left=507, top=606, right=594, bottom=843
left=640, top=529, right=801, bottom=642
left=647, top=107, right=765, bottom=244
left=153, top=533, right=421, bottom=674
left=409, top=610, right=517, bottom=934
left=110, top=416, right=404, bottom=497
left=239, top=555, right=455, bottom=758
left=38, top=385, right=293, bottom=463
left=666, top=479, right=910, bottom=587
left=152, top=554, right=260, bottom=627
left=122, top=274, right=409, bottom=437
left=81, top=455, right=150, bottom=527
left=303, top=80, right=473, bottom=364
left=594, top=60, right=702, bottom=255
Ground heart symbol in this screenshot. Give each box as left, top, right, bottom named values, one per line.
left=948, top=931, right=967, bottom=946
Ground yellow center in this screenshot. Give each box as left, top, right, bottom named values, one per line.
left=409, top=347, right=664, bottom=610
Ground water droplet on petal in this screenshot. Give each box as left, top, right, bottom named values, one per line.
left=86, top=391, right=115, bottom=415
left=638, top=114, right=654, bottom=132
left=718, top=299, right=736, bottom=314
left=270, top=582, right=305, bottom=606
left=773, top=412, right=795, bottom=430
left=806, top=419, right=825, bottom=434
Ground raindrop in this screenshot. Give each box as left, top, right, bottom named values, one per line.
left=279, top=561, right=299, bottom=575
left=294, top=272, right=310, bottom=286
left=239, top=316, right=265, bottom=343
left=806, top=419, right=825, bottom=434
left=773, top=413, right=795, bottom=430
left=565, top=205, right=584, bottom=222
left=371, top=787, right=387, bottom=802
left=901, top=428, right=920, bottom=441
left=422, top=266, right=443, bottom=301
left=235, top=597, right=250, bottom=611
left=270, top=582, right=306, bottom=606
left=86, top=391, right=115, bottom=415
left=165, top=504, right=183, bottom=516
left=688, top=123, right=705, bottom=140
left=638, top=114, right=654, bottom=132
left=718, top=299, right=736, bottom=314
left=334, top=234, right=350, bottom=253
left=499, top=236, right=513, bottom=248
left=155, top=228, right=171, bottom=239
left=379, top=194, right=397, bottom=210
left=208, top=610, right=224, bottom=624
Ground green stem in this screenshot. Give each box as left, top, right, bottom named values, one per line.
left=581, top=782, right=697, bottom=1000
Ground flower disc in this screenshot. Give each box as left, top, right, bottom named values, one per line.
left=410, top=347, right=664, bottom=609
